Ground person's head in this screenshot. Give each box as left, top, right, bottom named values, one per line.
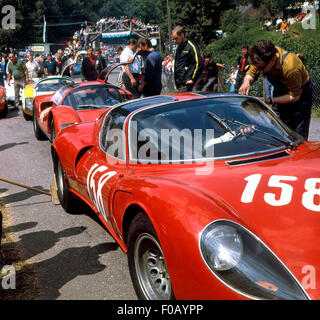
left=203, top=54, right=211, bottom=63
left=116, top=46, right=123, bottom=55
left=94, top=48, right=101, bottom=57
left=27, top=53, right=33, bottom=62
left=87, top=47, right=94, bottom=57
left=8, top=52, right=16, bottom=64
left=126, top=38, right=138, bottom=51
left=47, top=53, right=52, bottom=61
left=248, top=40, right=278, bottom=73
left=137, top=38, right=152, bottom=51
left=57, top=49, right=63, bottom=58
left=172, top=25, right=187, bottom=45
left=241, top=45, right=249, bottom=56
left=231, top=65, right=237, bottom=72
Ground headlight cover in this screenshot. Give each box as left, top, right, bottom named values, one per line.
left=25, top=98, right=33, bottom=109
left=200, top=220, right=310, bottom=300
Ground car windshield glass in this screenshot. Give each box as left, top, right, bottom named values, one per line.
left=128, top=96, right=302, bottom=163
left=63, top=84, right=129, bottom=110
left=35, top=78, right=74, bottom=93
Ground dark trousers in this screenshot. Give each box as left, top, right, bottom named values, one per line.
left=272, top=81, right=312, bottom=140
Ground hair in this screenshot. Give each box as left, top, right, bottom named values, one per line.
left=172, top=25, right=185, bottom=36
left=127, top=38, right=137, bottom=46
left=242, top=44, right=249, bottom=50
left=116, top=46, right=123, bottom=54
left=248, top=40, right=277, bottom=65
left=137, top=38, right=152, bottom=48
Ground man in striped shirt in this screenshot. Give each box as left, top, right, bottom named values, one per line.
left=172, top=26, right=203, bottom=92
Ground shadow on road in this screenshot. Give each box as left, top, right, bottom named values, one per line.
left=0, top=187, right=51, bottom=204
left=0, top=141, right=29, bottom=152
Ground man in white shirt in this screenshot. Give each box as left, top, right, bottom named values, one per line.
left=26, top=53, right=39, bottom=81
left=120, top=38, right=142, bottom=98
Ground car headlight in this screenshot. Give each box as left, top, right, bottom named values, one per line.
left=200, top=220, right=310, bottom=300
left=25, top=98, right=33, bottom=108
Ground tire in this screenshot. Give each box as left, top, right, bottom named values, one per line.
left=127, top=212, right=174, bottom=300
left=23, top=109, right=32, bottom=121
left=0, top=101, right=8, bottom=119
left=33, top=107, right=46, bottom=140
left=54, top=159, right=74, bottom=213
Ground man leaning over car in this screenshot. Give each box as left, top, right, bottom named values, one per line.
left=239, top=40, right=312, bottom=140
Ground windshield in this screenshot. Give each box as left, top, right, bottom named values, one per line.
left=35, top=78, right=74, bottom=93
left=61, top=84, right=130, bottom=110
left=128, top=96, right=302, bottom=163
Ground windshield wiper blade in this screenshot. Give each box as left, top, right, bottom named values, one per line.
left=207, top=111, right=235, bottom=136
left=225, top=119, right=298, bottom=150
left=77, top=105, right=103, bottom=109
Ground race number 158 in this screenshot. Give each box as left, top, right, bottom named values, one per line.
left=241, top=174, right=320, bottom=212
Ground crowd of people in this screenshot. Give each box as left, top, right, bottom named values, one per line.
left=71, top=17, right=160, bottom=52
left=262, top=0, right=319, bottom=35
left=1, top=11, right=315, bottom=141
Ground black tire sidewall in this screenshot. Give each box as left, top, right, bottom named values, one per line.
left=127, top=212, right=173, bottom=300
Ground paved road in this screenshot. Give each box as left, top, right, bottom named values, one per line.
left=1, top=76, right=320, bottom=300
left=0, top=71, right=137, bottom=300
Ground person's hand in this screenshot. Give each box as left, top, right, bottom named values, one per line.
left=185, top=79, right=193, bottom=85
left=259, top=97, right=273, bottom=104
left=238, top=125, right=255, bottom=135
left=238, top=81, right=251, bottom=95
left=130, top=77, right=137, bottom=87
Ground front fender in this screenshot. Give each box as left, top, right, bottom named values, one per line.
left=112, top=176, right=245, bottom=299
left=51, top=105, right=81, bottom=136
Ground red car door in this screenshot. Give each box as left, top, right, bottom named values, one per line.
left=75, top=146, right=131, bottom=233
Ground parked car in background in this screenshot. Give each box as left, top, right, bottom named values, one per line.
left=0, top=85, right=8, bottom=118
left=22, top=76, right=74, bottom=120
left=33, top=63, right=133, bottom=143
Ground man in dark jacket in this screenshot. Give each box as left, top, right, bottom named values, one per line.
left=172, top=26, right=203, bottom=92
left=235, top=44, right=250, bottom=93
left=81, top=47, right=98, bottom=81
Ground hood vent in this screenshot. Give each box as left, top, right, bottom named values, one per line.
left=226, top=151, right=292, bottom=167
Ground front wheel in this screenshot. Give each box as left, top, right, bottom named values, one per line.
left=127, top=213, right=174, bottom=300
left=33, top=107, right=46, bottom=140
left=54, top=157, right=78, bottom=213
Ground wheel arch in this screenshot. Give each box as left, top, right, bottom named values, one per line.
left=122, top=203, right=147, bottom=246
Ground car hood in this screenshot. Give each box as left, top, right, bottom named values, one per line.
left=134, top=141, right=320, bottom=298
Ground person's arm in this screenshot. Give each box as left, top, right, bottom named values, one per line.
left=185, top=41, right=203, bottom=85
left=24, top=66, right=29, bottom=83
left=216, top=63, right=225, bottom=68
left=7, top=71, right=12, bottom=86
left=238, top=74, right=255, bottom=95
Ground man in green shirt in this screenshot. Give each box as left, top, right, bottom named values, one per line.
left=7, top=53, right=29, bottom=110
left=239, top=40, right=312, bottom=139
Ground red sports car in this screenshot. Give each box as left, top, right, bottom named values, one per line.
left=51, top=94, right=320, bottom=300
left=33, top=64, right=133, bottom=142
left=0, top=85, right=8, bottom=118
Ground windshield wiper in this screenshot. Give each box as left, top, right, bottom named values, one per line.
left=207, top=111, right=236, bottom=136
left=77, top=105, right=103, bottom=109
left=224, top=119, right=298, bottom=150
